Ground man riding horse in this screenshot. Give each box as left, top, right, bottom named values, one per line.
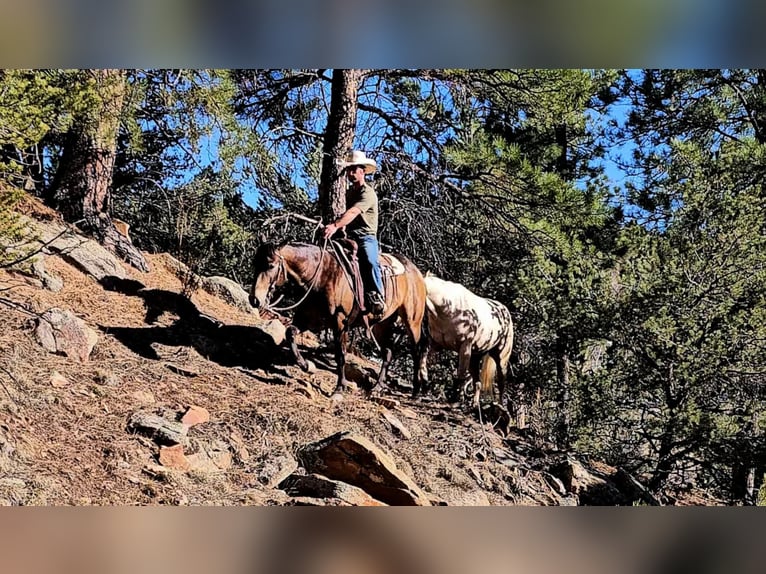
left=322, top=150, right=386, bottom=317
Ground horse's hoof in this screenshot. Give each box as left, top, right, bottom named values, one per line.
left=331, top=391, right=344, bottom=403
left=301, top=360, right=316, bottom=374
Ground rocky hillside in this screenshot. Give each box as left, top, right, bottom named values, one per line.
left=0, top=200, right=708, bottom=506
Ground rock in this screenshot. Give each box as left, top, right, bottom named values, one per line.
left=229, top=430, right=251, bottom=463
left=95, top=371, right=122, bottom=387
left=0, top=477, right=29, bottom=505
left=180, top=405, right=210, bottom=427
left=254, top=319, right=286, bottom=346
left=542, top=472, right=568, bottom=496
left=370, top=396, right=399, bottom=409
left=613, top=468, right=661, bottom=506
left=296, top=431, right=431, bottom=506
left=50, top=371, right=69, bottom=388
left=158, top=445, right=191, bottom=471
left=296, top=331, right=321, bottom=349
left=444, top=490, right=491, bottom=506
left=34, top=308, right=98, bottom=363
left=201, top=276, right=256, bottom=314
left=131, top=390, right=155, bottom=405
left=550, top=458, right=625, bottom=505
left=293, top=381, right=317, bottom=400
left=380, top=409, right=412, bottom=439
left=284, top=496, right=349, bottom=506
left=165, top=363, right=199, bottom=378
left=396, top=406, right=419, bottom=420
left=344, top=361, right=372, bottom=388
left=30, top=258, right=63, bottom=292
left=111, top=218, right=131, bottom=241
left=256, top=454, right=299, bottom=488
left=33, top=219, right=128, bottom=280
left=128, top=411, right=188, bottom=446
left=279, top=473, right=387, bottom=506
left=187, top=449, right=232, bottom=473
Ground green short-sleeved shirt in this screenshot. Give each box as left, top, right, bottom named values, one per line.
left=346, top=182, right=378, bottom=237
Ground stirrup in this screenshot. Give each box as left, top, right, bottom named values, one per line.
left=365, top=292, right=385, bottom=316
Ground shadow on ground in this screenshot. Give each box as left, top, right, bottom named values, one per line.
left=97, top=275, right=299, bottom=370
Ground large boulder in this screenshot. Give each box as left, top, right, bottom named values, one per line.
left=296, top=431, right=431, bottom=506
left=34, top=308, right=98, bottom=363
left=30, top=258, right=63, bottom=292
left=34, top=219, right=128, bottom=280
left=201, top=276, right=256, bottom=315
left=279, top=473, right=388, bottom=506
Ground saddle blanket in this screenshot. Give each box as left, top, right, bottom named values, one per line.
left=379, top=253, right=406, bottom=276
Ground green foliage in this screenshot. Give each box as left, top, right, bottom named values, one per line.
left=6, top=67, right=766, bottom=502
left=0, top=186, right=28, bottom=266
left=758, top=476, right=766, bottom=506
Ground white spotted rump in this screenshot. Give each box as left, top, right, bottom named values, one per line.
left=423, top=274, right=514, bottom=407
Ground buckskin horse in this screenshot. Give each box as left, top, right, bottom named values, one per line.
left=421, top=273, right=514, bottom=410
left=249, top=241, right=429, bottom=399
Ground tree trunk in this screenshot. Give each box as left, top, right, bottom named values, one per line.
left=732, top=406, right=760, bottom=504
left=754, top=70, right=766, bottom=145
left=318, top=69, right=365, bottom=222
left=51, top=69, right=149, bottom=272
left=554, top=335, right=571, bottom=449
left=650, top=407, right=679, bottom=492
left=554, top=123, right=571, bottom=181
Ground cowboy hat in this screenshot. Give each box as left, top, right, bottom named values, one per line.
left=338, top=149, right=377, bottom=174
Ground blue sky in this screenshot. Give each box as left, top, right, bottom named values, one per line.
left=183, top=70, right=642, bottom=215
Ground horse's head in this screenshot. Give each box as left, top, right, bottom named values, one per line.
left=249, top=243, right=287, bottom=309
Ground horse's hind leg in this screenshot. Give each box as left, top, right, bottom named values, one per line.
left=450, top=341, right=473, bottom=404
left=398, top=309, right=430, bottom=399
left=489, top=348, right=507, bottom=404
left=468, top=353, right=483, bottom=411
left=369, top=318, right=396, bottom=396
left=286, top=325, right=314, bottom=373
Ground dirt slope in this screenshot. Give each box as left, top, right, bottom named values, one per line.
left=0, top=206, right=717, bottom=506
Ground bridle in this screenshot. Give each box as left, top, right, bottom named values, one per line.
left=262, top=239, right=329, bottom=313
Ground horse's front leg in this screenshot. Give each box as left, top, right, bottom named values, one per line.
left=371, top=346, right=393, bottom=396
left=331, top=321, right=350, bottom=397
left=286, top=325, right=314, bottom=373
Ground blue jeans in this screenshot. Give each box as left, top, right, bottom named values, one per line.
left=355, top=234, right=384, bottom=295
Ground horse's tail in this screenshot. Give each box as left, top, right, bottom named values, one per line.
left=480, top=309, right=515, bottom=399
left=498, top=315, right=515, bottom=372
left=479, top=354, right=495, bottom=397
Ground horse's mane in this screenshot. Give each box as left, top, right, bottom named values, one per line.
left=255, top=242, right=278, bottom=256
left=283, top=241, right=316, bottom=248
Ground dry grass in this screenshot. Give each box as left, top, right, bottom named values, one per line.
left=1, top=233, right=551, bottom=506
left=6, top=199, right=696, bottom=506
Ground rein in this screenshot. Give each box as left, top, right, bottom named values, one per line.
left=265, top=238, right=329, bottom=313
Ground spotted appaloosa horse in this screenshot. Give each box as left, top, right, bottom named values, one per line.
left=249, top=242, right=429, bottom=399
left=421, top=273, right=514, bottom=409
